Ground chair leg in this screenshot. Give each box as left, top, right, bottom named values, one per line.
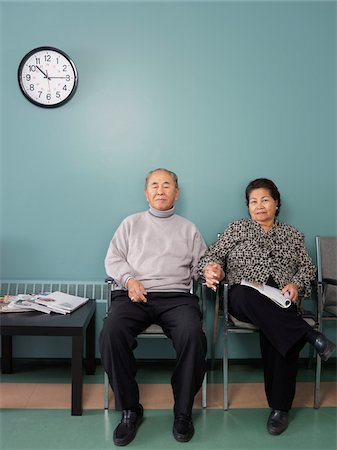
left=223, top=330, right=229, bottom=411
left=314, top=352, right=321, bottom=409
left=104, top=372, right=109, bottom=409
left=201, top=372, right=207, bottom=408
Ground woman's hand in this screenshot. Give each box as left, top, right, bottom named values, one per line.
left=126, top=278, right=147, bottom=303
left=203, top=262, right=225, bottom=292
left=281, top=283, right=299, bottom=303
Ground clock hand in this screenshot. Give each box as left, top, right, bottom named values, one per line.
left=48, top=77, right=68, bottom=79
left=36, top=65, right=50, bottom=79
left=46, top=69, right=51, bottom=91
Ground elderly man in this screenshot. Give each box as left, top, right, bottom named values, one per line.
left=99, top=168, right=207, bottom=446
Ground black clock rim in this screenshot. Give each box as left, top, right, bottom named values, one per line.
left=17, top=46, right=78, bottom=108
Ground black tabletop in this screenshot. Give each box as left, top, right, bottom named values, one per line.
left=0, top=299, right=96, bottom=336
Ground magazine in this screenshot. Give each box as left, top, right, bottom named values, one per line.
left=241, top=280, right=292, bottom=308
left=0, top=295, right=32, bottom=313
left=35, top=291, right=89, bottom=314
left=1, top=295, right=51, bottom=314
left=0, top=292, right=89, bottom=315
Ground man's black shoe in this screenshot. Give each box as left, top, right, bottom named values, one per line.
left=267, top=409, right=288, bottom=435
left=113, top=404, right=143, bottom=446
left=314, top=334, right=336, bottom=362
left=173, top=414, right=194, bottom=442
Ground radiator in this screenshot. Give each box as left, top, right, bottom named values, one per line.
left=0, top=281, right=107, bottom=300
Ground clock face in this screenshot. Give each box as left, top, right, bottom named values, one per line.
left=18, top=47, right=78, bottom=108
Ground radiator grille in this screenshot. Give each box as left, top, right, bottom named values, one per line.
left=0, top=281, right=107, bottom=300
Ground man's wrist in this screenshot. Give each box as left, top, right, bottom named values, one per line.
left=125, top=276, right=135, bottom=289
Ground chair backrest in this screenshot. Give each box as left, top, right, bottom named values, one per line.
left=315, top=236, right=337, bottom=314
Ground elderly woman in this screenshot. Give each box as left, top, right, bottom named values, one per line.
left=198, top=178, right=335, bottom=436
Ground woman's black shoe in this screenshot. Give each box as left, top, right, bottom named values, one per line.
left=314, top=334, right=336, bottom=362
left=267, top=409, right=288, bottom=435
left=113, top=404, right=143, bottom=446
left=173, top=414, right=194, bottom=442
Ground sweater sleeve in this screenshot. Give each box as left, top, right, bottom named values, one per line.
left=190, top=229, right=207, bottom=279
left=104, top=219, right=135, bottom=289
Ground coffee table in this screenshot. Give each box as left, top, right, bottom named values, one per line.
left=0, top=299, right=96, bottom=415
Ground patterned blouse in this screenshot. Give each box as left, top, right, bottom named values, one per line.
left=197, top=219, right=316, bottom=297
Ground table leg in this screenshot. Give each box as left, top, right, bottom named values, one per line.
left=71, top=335, right=83, bottom=416
left=85, top=312, right=96, bottom=375
left=1, top=335, right=13, bottom=373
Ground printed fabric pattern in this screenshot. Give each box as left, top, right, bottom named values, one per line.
left=197, top=219, right=316, bottom=297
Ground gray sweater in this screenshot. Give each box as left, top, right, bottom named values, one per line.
left=105, top=208, right=207, bottom=292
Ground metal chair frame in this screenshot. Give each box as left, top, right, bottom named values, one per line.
left=315, top=236, right=337, bottom=408
left=103, top=277, right=207, bottom=409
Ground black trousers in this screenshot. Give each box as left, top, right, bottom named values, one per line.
left=229, top=285, right=311, bottom=411
left=99, top=291, right=207, bottom=415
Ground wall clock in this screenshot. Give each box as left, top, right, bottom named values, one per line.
left=18, top=46, right=78, bottom=108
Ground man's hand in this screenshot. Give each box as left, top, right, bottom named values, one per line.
left=126, top=278, right=147, bottom=303
left=203, top=262, right=225, bottom=291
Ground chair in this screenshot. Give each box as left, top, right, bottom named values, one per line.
left=315, top=236, right=337, bottom=408
left=217, top=281, right=319, bottom=410
left=103, top=277, right=207, bottom=410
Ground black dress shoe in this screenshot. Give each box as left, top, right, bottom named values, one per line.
left=314, top=334, right=336, bottom=362
left=113, top=404, right=143, bottom=446
left=173, top=414, right=194, bottom=442
left=267, top=409, right=288, bottom=435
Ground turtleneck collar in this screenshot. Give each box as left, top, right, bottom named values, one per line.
left=149, top=206, right=175, bottom=218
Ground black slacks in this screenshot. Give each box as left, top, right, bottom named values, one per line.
left=229, top=285, right=311, bottom=411
left=99, top=291, right=207, bottom=415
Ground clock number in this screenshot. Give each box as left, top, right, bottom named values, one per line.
left=35, top=57, right=40, bottom=64
left=25, top=74, right=31, bottom=81
left=29, top=84, right=34, bottom=91
left=63, top=65, right=67, bottom=72
left=38, top=91, right=42, bottom=98
left=44, top=54, right=51, bottom=62
left=46, top=93, right=51, bottom=101
left=29, top=65, right=36, bottom=72
left=63, top=85, right=67, bottom=91
left=56, top=91, right=61, bottom=99
left=66, top=75, right=70, bottom=81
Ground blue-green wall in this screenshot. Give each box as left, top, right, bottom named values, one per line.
left=1, top=1, right=336, bottom=359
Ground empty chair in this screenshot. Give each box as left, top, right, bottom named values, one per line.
left=315, top=236, right=337, bottom=408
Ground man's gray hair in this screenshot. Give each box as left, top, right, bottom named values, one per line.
left=145, top=168, right=179, bottom=188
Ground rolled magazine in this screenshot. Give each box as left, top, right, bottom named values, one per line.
left=241, top=280, right=292, bottom=308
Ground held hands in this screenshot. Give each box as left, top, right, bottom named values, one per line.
left=281, top=283, right=299, bottom=302
left=203, top=262, right=225, bottom=292
left=126, top=278, right=147, bottom=303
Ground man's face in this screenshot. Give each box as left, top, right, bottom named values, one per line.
left=145, top=170, right=179, bottom=211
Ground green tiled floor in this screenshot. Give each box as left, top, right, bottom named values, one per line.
left=1, top=408, right=336, bottom=450
left=1, top=359, right=336, bottom=450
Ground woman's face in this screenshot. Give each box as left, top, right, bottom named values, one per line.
left=248, top=188, right=278, bottom=227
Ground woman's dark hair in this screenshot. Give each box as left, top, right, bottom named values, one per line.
left=245, top=178, right=281, bottom=216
